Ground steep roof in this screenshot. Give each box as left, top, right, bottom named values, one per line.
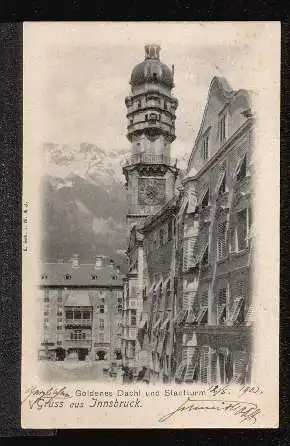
left=40, top=262, right=123, bottom=287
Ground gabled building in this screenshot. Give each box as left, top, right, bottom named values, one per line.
left=38, top=255, right=123, bottom=362
left=174, top=77, right=254, bottom=384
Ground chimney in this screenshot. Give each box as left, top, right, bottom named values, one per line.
left=71, top=253, right=79, bottom=268
left=95, top=255, right=104, bottom=268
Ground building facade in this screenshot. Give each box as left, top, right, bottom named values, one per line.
left=174, top=77, right=254, bottom=384
left=122, top=46, right=255, bottom=385
left=38, top=255, right=123, bottom=362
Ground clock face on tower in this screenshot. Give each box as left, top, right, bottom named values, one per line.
left=138, top=178, right=166, bottom=206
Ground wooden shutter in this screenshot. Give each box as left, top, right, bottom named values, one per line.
left=217, top=220, right=227, bottom=260
left=200, top=346, right=209, bottom=384
left=233, top=351, right=248, bottom=383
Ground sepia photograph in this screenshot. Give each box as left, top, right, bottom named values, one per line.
left=22, top=22, right=280, bottom=428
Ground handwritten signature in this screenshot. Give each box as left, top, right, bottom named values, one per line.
left=22, top=385, right=72, bottom=410
left=159, top=398, right=262, bottom=424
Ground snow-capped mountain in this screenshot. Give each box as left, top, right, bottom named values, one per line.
left=41, top=142, right=187, bottom=272
left=41, top=143, right=129, bottom=271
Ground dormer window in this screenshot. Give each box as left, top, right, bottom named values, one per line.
left=65, top=274, right=71, bottom=280
left=41, top=274, right=48, bottom=280
left=91, top=274, right=98, bottom=280
left=112, top=276, right=117, bottom=280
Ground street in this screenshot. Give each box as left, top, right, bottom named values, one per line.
left=39, top=360, right=123, bottom=383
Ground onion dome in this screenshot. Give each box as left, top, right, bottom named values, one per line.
left=130, top=44, right=174, bottom=88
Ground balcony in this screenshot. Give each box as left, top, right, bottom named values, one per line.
left=64, top=319, right=92, bottom=329
left=126, top=120, right=176, bottom=140
left=63, top=339, right=92, bottom=348
left=123, top=152, right=177, bottom=168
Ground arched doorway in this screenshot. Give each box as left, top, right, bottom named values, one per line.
left=97, top=350, right=106, bottom=361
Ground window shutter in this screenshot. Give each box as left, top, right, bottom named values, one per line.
left=217, top=221, right=227, bottom=260
left=233, top=351, right=248, bottom=383
left=200, top=347, right=209, bottom=384
left=211, top=350, right=218, bottom=382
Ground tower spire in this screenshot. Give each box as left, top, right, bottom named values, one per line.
left=123, top=45, right=179, bottom=227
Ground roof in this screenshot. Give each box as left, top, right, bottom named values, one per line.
left=40, top=262, right=123, bottom=287
left=130, top=45, right=174, bottom=88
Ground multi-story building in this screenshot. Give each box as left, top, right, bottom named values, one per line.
left=173, top=77, right=254, bottom=384
left=38, top=254, right=123, bottom=362
left=122, top=46, right=255, bottom=385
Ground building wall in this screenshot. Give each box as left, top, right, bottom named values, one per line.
left=39, top=286, right=123, bottom=361
left=174, top=80, right=254, bottom=384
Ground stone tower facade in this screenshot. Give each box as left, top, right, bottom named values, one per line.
left=123, top=44, right=179, bottom=228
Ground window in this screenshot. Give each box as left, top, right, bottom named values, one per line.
left=168, top=221, right=172, bottom=241
left=43, top=311, right=49, bottom=316
left=44, top=297, right=49, bottom=303
left=100, top=305, right=105, bottom=314
left=131, top=310, right=137, bottom=327
left=183, top=236, right=197, bottom=272
left=217, top=221, right=227, bottom=260
left=236, top=155, right=247, bottom=182
left=112, top=275, right=117, bottom=280
left=237, top=209, right=247, bottom=251
left=159, top=228, right=164, bottom=247
left=196, top=290, right=208, bottom=324
left=57, top=311, right=62, bottom=316
left=201, top=246, right=209, bottom=267
left=216, top=169, right=226, bottom=197
left=145, top=114, right=148, bottom=121
left=99, top=333, right=104, bottom=343
left=65, top=310, right=73, bottom=320
left=153, top=233, right=157, bottom=250
left=200, top=188, right=209, bottom=210
left=74, top=311, right=81, bottom=319
left=99, top=319, right=104, bottom=330
left=71, top=330, right=85, bottom=340
left=217, top=287, right=227, bottom=324
left=57, top=325, right=62, bottom=330
left=57, top=317, right=62, bottom=323
left=41, top=274, right=47, bottom=280
left=219, top=114, right=226, bottom=143
left=149, top=112, right=157, bottom=122
left=65, top=274, right=71, bottom=280
left=91, top=274, right=98, bottom=280
left=137, top=100, right=141, bottom=109
left=201, top=134, right=209, bottom=161
left=83, top=311, right=91, bottom=320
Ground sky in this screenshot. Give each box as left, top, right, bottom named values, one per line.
left=24, top=22, right=277, bottom=166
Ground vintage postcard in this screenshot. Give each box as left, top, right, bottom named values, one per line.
left=22, top=22, right=280, bottom=428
